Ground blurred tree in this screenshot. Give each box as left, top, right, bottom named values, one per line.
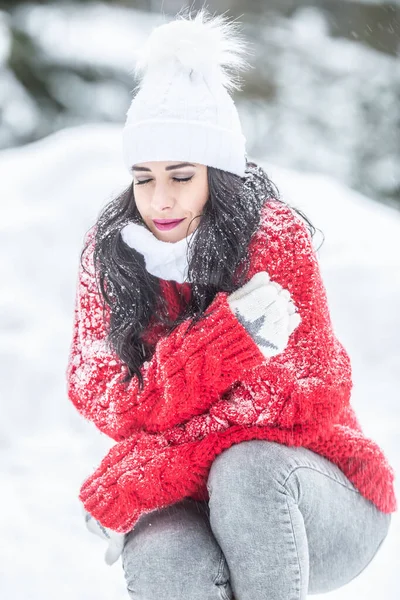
left=0, top=0, right=399, bottom=208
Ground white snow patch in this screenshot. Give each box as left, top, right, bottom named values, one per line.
left=0, top=123, right=398, bottom=598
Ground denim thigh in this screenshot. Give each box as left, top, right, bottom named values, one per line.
left=206, top=439, right=392, bottom=598
left=121, top=498, right=232, bottom=600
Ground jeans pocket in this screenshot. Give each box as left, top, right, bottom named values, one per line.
left=293, top=447, right=362, bottom=494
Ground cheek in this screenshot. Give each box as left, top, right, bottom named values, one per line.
left=190, top=179, right=209, bottom=213
left=133, top=187, right=147, bottom=214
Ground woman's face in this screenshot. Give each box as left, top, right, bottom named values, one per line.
left=131, top=161, right=209, bottom=242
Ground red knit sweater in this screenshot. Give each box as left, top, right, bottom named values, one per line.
left=66, top=199, right=397, bottom=533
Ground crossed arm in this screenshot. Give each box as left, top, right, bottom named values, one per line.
left=66, top=227, right=265, bottom=442
left=67, top=202, right=352, bottom=444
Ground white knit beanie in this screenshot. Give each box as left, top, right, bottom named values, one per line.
left=122, top=8, right=251, bottom=177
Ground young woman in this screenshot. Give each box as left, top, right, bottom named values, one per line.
left=66, top=9, right=396, bottom=600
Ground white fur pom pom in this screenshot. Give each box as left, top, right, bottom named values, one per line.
left=134, top=8, right=252, bottom=92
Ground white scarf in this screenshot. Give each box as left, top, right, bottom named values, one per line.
left=120, top=221, right=196, bottom=283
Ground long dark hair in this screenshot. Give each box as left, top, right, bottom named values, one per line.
left=80, top=160, right=318, bottom=389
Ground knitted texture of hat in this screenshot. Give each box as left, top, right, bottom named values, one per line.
left=122, top=8, right=251, bottom=177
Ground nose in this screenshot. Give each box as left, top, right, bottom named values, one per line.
left=150, top=181, right=174, bottom=213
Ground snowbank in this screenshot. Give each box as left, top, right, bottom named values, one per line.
left=0, top=123, right=398, bottom=599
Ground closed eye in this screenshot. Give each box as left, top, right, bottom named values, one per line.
left=134, top=176, right=194, bottom=186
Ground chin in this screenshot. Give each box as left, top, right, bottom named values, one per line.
left=151, top=223, right=189, bottom=243
left=157, top=231, right=185, bottom=243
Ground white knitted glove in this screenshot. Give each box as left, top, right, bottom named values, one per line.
left=82, top=506, right=127, bottom=566
left=227, top=271, right=301, bottom=358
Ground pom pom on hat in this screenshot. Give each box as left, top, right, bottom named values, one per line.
left=122, top=8, right=251, bottom=177
left=133, top=8, right=251, bottom=93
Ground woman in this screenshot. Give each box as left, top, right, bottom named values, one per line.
left=66, top=9, right=396, bottom=600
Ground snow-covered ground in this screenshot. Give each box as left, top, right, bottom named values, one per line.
left=0, top=123, right=398, bottom=599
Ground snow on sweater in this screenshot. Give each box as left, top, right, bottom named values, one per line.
left=66, top=199, right=397, bottom=533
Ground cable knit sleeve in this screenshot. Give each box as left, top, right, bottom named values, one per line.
left=65, top=227, right=265, bottom=442
left=209, top=200, right=353, bottom=438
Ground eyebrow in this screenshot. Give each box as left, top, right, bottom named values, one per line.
left=131, top=162, right=196, bottom=172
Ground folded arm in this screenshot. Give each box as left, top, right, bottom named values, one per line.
left=66, top=227, right=265, bottom=442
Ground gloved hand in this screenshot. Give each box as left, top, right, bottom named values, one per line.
left=227, top=271, right=301, bottom=358
left=81, top=504, right=127, bottom=566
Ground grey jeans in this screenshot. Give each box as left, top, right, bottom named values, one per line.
left=121, top=440, right=392, bottom=599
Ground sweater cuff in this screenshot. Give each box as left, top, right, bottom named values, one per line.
left=182, top=291, right=265, bottom=373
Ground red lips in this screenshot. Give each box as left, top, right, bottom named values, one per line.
left=153, top=219, right=185, bottom=224
left=153, top=218, right=186, bottom=231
